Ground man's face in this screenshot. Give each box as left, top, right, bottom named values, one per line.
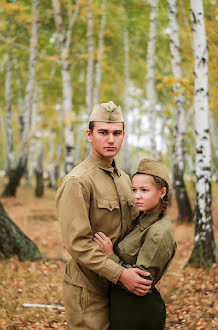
left=86, top=122, right=125, bottom=164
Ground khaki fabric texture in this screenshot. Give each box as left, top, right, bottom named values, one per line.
left=56, top=152, right=138, bottom=295
left=109, top=211, right=177, bottom=285
left=89, top=101, right=124, bottom=123
left=136, top=158, right=170, bottom=186
left=63, top=282, right=109, bottom=330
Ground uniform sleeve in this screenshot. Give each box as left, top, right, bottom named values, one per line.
left=135, top=232, right=172, bottom=282
left=109, top=253, right=132, bottom=269
left=56, top=176, right=124, bottom=284
left=109, top=231, right=173, bottom=283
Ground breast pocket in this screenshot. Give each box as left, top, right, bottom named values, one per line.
left=120, top=241, right=140, bottom=256
left=117, top=241, right=140, bottom=265
left=90, top=198, right=120, bottom=234
left=97, top=198, right=120, bottom=212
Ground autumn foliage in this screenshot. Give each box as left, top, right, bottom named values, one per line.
left=0, top=183, right=217, bottom=329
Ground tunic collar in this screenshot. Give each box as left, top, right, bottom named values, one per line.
left=138, top=210, right=162, bottom=231
left=89, top=151, right=121, bottom=176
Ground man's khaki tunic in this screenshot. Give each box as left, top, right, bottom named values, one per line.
left=56, top=152, right=137, bottom=329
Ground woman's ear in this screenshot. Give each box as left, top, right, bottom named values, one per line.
left=160, top=187, right=167, bottom=199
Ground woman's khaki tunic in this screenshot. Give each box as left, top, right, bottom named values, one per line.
left=110, top=210, right=177, bottom=284
left=109, top=210, right=177, bottom=330
left=56, top=152, right=137, bottom=330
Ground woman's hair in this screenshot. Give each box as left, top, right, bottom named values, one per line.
left=152, top=175, right=169, bottom=217
left=132, top=172, right=169, bottom=218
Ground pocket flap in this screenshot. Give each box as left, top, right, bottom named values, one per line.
left=97, top=198, right=119, bottom=211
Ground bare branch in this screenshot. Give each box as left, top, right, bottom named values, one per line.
left=0, top=34, right=60, bottom=64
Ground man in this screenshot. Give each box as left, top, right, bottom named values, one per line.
left=56, top=101, right=152, bottom=330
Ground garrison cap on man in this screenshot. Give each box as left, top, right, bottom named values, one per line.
left=89, top=101, right=124, bottom=123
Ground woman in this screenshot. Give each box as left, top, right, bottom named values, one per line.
left=94, top=158, right=177, bottom=330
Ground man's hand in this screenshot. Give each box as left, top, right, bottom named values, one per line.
left=119, top=268, right=152, bottom=296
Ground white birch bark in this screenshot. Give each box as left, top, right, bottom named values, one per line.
left=93, top=0, right=107, bottom=105
left=5, top=54, right=15, bottom=172
left=86, top=0, right=94, bottom=116
left=189, top=0, right=216, bottom=266
left=209, top=112, right=218, bottom=181
left=0, top=107, right=6, bottom=167
left=52, top=0, right=79, bottom=173
left=122, top=27, right=131, bottom=175
left=167, top=0, right=192, bottom=221
left=13, top=56, right=25, bottom=139
left=21, top=0, right=39, bottom=168
left=48, top=133, right=57, bottom=189
left=74, top=118, right=83, bottom=165
left=146, top=0, right=158, bottom=160
left=83, top=0, right=95, bottom=159
left=29, top=84, right=38, bottom=177
left=29, top=84, right=44, bottom=196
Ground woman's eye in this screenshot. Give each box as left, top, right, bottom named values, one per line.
left=142, top=189, right=147, bottom=192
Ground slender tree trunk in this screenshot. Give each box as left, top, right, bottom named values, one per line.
left=52, top=0, right=79, bottom=173
left=122, top=27, right=131, bottom=175
left=0, top=107, right=7, bottom=167
left=5, top=54, right=15, bottom=173
left=84, top=0, right=94, bottom=159
left=14, top=56, right=25, bottom=138
left=209, top=112, right=218, bottom=182
left=30, top=85, right=44, bottom=197
left=0, top=202, right=41, bottom=261
left=93, top=0, right=107, bottom=105
left=146, top=0, right=159, bottom=160
left=2, top=0, right=39, bottom=197
left=167, top=0, right=193, bottom=222
left=62, top=61, right=74, bottom=173
left=48, top=133, right=57, bottom=190
left=34, top=136, right=44, bottom=197
left=188, top=0, right=216, bottom=267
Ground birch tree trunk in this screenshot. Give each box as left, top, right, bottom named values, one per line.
left=30, top=86, right=44, bottom=197
left=209, top=112, right=218, bottom=182
left=188, top=0, right=216, bottom=267
left=48, top=133, right=57, bottom=190
left=0, top=202, right=41, bottom=261
left=167, top=0, right=193, bottom=222
left=14, top=56, right=25, bottom=137
left=34, top=135, right=44, bottom=197
left=146, top=0, right=158, bottom=160
left=0, top=107, right=7, bottom=167
left=2, top=0, right=39, bottom=197
left=84, top=0, right=95, bottom=159
left=93, top=0, right=107, bottom=105
left=122, top=27, right=131, bottom=175
left=52, top=0, right=79, bottom=173
left=5, top=54, right=15, bottom=174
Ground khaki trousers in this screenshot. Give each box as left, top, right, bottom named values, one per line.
left=63, top=281, right=109, bottom=330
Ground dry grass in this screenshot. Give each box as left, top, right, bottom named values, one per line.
left=0, top=180, right=217, bottom=329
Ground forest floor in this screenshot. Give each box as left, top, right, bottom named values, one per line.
left=0, top=180, right=217, bottom=330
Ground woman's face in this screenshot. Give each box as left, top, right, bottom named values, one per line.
left=132, top=174, right=166, bottom=213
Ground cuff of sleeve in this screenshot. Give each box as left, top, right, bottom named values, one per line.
left=99, top=257, right=124, bottom=284
left=109, top=253, right=121, bottom=263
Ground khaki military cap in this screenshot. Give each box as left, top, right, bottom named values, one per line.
left=136, top=158, right=170, bottom=186
left=89, top=101, right=124, bottom=123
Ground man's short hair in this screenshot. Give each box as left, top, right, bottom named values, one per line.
left=88, top=121, right=125, bottom=132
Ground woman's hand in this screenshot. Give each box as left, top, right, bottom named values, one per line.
left=93, top=232, right=114, bottom=256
